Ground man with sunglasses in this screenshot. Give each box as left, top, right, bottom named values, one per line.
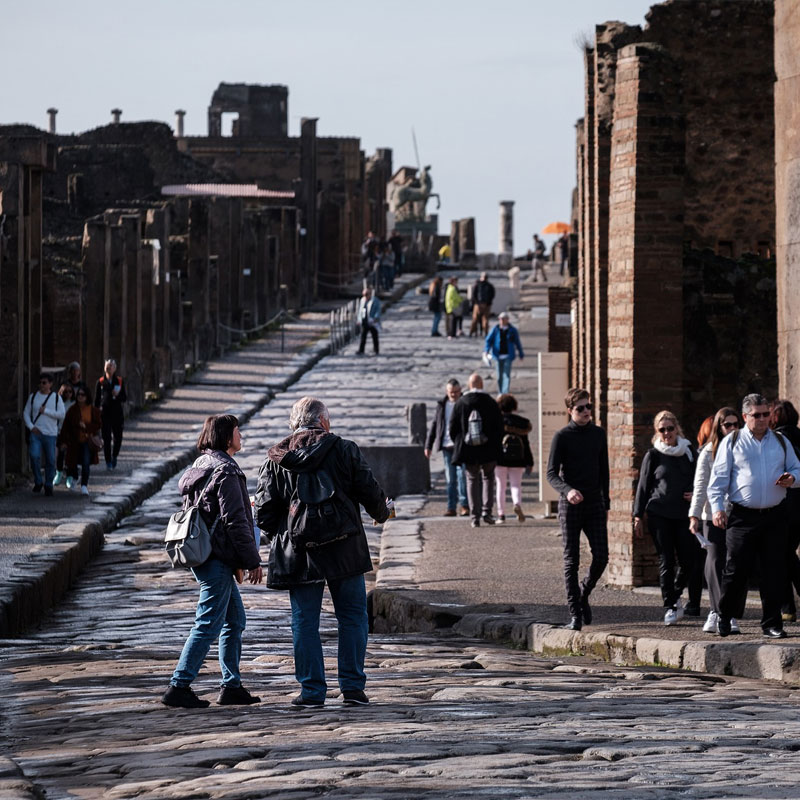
left=23, top=373, right=66, bottom=496
left=546, top=388, right=610, bottom=631
left=708, top=393, right=800, bottom=639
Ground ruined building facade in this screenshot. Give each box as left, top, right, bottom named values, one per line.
left=0, top=83, right=391, bottom=479
left=571, top=1, right=776, bottom=586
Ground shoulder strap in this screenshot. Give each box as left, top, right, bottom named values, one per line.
left=774, top=430, right=788, bottom=457
left=192, top=465, right=224, bottom=507
left=32, top=392, right=52, bottom=424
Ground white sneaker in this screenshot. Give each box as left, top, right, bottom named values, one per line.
left=730, top=618, right=740, bottom=634
left=664, top=607, right=679, bottom=625
left=53, top=470, right=63, bottom=486
left=80, top=485, right=89, bottom=496
left=703, top=611, right=719, bottom=633
left=65, top=476, right=74, bottom=490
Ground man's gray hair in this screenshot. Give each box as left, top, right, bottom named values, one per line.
left=446, top=378, right=460, bottom=388
left=289, top=396, right=329, bottom=431
left=68, top=361, right=81, bottom=372
left=742, top=393, right=769, bottom=414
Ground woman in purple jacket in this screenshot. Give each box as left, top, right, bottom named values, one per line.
left=162, top=414, right=263, bottom=709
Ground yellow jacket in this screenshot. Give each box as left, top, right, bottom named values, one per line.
left=444, top=283, right=464, bottom=315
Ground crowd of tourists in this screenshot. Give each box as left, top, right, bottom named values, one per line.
left=24, top=358, right=127, bottom=497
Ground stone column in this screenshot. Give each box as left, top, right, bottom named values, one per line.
left=459, top=218, right=476, bottom=264
left=47, top=108, right=58, bottom=134
left=498, top=201, right=514, bottom=264
left=776, top=0, right=800, bottom=400
left=606, top=42, right=685, bottom=588
left=80, top=220, right=110, bottom=387
left=450, top=220, right=460, bottom=263
left=581, top=45, right=596, bottom=402
left=111, top=108, right=121, bottom=125
left=174, top=109, right=186, bottom=137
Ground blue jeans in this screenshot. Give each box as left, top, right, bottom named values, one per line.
left=495, top=357, right=513, bottom=394
left=442, top=447, right=468, bottom=511
left=289, top=574, right=368, bottom=701
left=431, top=310, right=442, bottom=334
left=29, top=432, right=57, bottom=488
left=171, top=557, right=247, bottom=689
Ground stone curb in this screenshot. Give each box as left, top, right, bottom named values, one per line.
left=372, top=514, right=800, bottom=685
left=0, top=275, right=428, bottom=638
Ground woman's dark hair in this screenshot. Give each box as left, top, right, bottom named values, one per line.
left=710, top=406, right=741, bottom=460
left=497, top=393, right=518, bottom=413
left=196, top=414, right=239, bottom=452
left=771, top=399, right=799, bottom=430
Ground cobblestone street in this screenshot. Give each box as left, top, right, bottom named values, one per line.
left=4, top=276, right=800, bottom=798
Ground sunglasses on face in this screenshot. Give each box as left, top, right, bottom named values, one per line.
left=747, top=412, right=770, bottom=419
left=573, top=403, right=592, bottom=413
left=658, top=425, right=676, bottom=434
left=721, top=421, right=739, bottom=430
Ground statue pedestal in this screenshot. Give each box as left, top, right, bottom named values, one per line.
left=393, top=217, right=438, bottom=238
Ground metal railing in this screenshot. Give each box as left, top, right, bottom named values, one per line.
left=329, top=299, right=360, bottom=354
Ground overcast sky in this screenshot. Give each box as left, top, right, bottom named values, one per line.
left=4, top=0, right=650, bottom=252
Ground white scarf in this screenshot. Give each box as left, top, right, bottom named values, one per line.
left=654, top=436, right=693, bottom=462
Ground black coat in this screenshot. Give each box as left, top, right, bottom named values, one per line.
left=425, top=395, right=451, bottom=453
left=633, top=445, right=697, bottom=521
left=498, top=412, right=534, bottom=469
left=94, top=373, right=126, bottom=423
left=178, top=450, right=261, bottom=571
left=254, top=428, right=389, bottom=589
left=449, top=390, right=504, bottom=465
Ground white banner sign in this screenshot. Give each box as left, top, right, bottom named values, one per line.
left=538, top=352, right=570, bottom=503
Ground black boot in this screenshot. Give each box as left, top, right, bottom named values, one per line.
left=218, top=685, right=261, bottom=705
left=580, top=593, right=593, bottom=625
left=161, top=685, right=210, bottom=708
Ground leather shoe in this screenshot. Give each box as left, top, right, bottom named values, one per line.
left=218, top=685, right=260, bottom=705
left=564, top=616, right=582, bottom=631
left=580, top=594, right=592, bottom=625
left=717, top=617, right=731, bottom=637
left=763, top=627, right=788, bottom=639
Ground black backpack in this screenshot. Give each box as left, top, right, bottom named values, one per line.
left=287, top=462, right=360, bottom=550
left=501, top=432, right=525, bottom=462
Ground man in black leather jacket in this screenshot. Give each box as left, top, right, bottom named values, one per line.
left=255, top=396, right=389, bottom=708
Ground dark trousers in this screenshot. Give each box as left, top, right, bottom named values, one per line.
left=702, top=520, right=728, bottom=614
left=102, top=416, right=123, bottom=465
left=719, top=502, right=787, bottom=630
left=783, top=494, right=800, bottom=616
left=68, top=442, right=92, bottom=486
left=558, top=495, right=609, bottom=618
left=648, top=514, right=703, bottom=609
left=358, top=324, right=379, bottom=354
left=464, top=461, right=496, bottom=522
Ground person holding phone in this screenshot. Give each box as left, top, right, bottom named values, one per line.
left=633, top=410, right=699, bottom=626
left=707, top=393, right=800, bottom=639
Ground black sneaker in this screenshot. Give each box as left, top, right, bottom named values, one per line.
left=291, top=695, right=325, bottom=709
left=161, top=685, right=210, bottom=709
left=218, top=685, right=260, bottom=705
left=32, top=484, right=43, bottom=493
left=342, top=689, right=369, bottom=706
left=482, top=515, right=496, bottom=525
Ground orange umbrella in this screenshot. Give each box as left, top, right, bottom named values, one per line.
left=541, top=222, right=571, bottom=234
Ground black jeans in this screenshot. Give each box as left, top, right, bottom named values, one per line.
left=358, top=324, right=379, bottom=354
left=558, top=494, right=609, bottom=618
left=719, top=502, right=787, bottom=630
left=702, top=520, right=728, bottom=615
left=648, top=514, right=703, bottom=609
left=102, top=416, right=124, bottom=465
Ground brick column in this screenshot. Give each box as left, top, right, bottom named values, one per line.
left=776, top=0, right=800, bottom=399
left=606, top=42, right=685, bottom=587
left=581, top=47, right=595, bottom=394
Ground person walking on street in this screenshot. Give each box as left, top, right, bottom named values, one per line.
left=634, top=410, right=700, bottom=626
left=689, top=407, right=743, bottom=635
left=449, top=373, right=504, bottom=528
left=444, top=276, right=465, bottom=340
left=770, top=399, right=800, bottom=622
left=23, top=373, right=65, bottom=496
left=557, top=233, right=569, bottom=277
left=94, top=358, right=126, bottom=470
left=67, top=361, right=90, bottom=399
left=708, top=393, right=800, bottom=639
left=60, top=386, right=102, bottom=496
left=469, top=272, right=495, bottom=337
left=546, top=388, right=609, bottom=631
left=162, top=414, right=264, bottom=709
left=54, top=382, right=76, bottom=487
left=531, top=234, right=548, bottom=282
left=495, top=393, right=533, bottom=523
left=428, top=276, right=443, bottom=337
left=255, top=397, right=390, bottom=708
left=484, top=312, right=524, bottom=395
left=357, top=287, right=381, bottom=355
left=425, top=378, right=469, bottom=517
left=388, top=230, right=404, bottom=276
